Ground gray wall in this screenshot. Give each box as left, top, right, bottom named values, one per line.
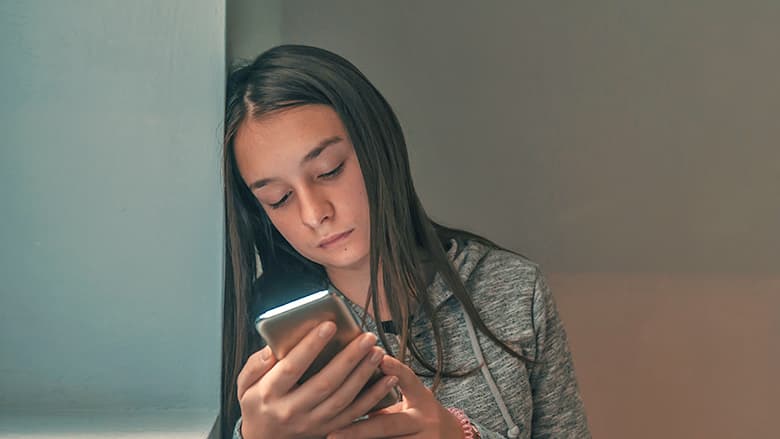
left=278, top=1, right=779, bottom=274
left=228, top=0, right=281, bottom=63
left=0, top=0, right=224, bottom=412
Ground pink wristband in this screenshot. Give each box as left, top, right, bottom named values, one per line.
left=447, top=407, right=475, bottom=439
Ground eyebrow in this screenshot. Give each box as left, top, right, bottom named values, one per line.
left=248, top=136, right=343, bottom=190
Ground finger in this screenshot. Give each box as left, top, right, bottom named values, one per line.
left=327, top=412, right=418, bottom=439
left=304, top=344, right=382, bottom=416
left=367, top=400, right=403, bottom=418
left=312, top=347, right=390, bottom=419
left=325, top=375, right=400, bottom=433
left=379, top=355, right=431, bottom=405
left=237, top=346, right=276, bottom=401
left=262, top=321, right=337, bottom=396
left=289, top=332, right=378, bottom=411
left=348, top=376, right=404, bottom=420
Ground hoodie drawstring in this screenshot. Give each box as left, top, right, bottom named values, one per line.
left=463, top=309, right=521, bottom=438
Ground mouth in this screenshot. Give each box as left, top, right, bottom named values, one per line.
left=318, top=229, right=354, bottom=248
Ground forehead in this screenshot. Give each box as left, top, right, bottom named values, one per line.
left=234, top=104, right=346, bottom=158
left=233, top=104, right=349, bottom=182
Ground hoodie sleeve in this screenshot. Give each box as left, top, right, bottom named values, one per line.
left=469, top=419, right=511, bottom=439
left=528, top=268, right=591, bottom=438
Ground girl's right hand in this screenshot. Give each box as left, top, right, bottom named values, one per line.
left=237, top=321, right=399, bottom=439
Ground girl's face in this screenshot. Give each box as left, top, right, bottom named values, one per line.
left=233, top=104, right=371, bottom=274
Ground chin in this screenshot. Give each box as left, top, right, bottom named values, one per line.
left=317, top=247, right=369, bottom=271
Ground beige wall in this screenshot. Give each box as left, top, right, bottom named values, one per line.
left=552, top=273, right=780, bottom=438
left=229, top=1, right=779, bottom=437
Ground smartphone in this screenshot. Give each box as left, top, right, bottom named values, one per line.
left=255, top=289, right=401, bottom=412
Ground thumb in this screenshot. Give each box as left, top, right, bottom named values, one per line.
left=379, top=355, right=430, bottom=404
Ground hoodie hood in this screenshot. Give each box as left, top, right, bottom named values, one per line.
left=427, top=237, right=493, bottom=311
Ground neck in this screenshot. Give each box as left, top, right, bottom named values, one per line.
left=327, top=263, right=392, bottom=321
left=326, top=247, right=432, bottom=323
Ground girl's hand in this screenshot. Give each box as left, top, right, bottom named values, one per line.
left=237, top=321, right=399, bottom=439
left=325, top=355, right=465, bottom=439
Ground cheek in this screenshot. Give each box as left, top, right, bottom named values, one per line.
left=343, top=166, right=370, bottom=215
left=265, top=211, right=303, bottom=247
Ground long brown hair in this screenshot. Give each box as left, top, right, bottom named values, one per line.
left=220, top=45, right=530, bottom=438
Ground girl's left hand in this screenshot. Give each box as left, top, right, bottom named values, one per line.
left=326, top=355, right=465, bottom=439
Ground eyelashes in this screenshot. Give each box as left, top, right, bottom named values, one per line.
left=267, top=161, right=346, bottom=209
left=269, top=193, right=290, bottom=209
left=319, top=161, right=345, bottom=179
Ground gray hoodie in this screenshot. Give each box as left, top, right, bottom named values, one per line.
left=234, top=238, right=590, bottom=438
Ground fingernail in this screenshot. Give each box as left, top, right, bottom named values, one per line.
left=370, top=349, right=382, bottom=363
left=319, top=321, right=336, bottom=338
left=387, top=376, right=398, bottom=387
left=380, top=356, right=395, bottom=370
left=360, top=333, right=376, bottom=348
left=260, top=349, right=271, bottom=361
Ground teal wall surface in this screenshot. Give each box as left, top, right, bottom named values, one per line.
left=0, top=0, right=224, bottom=411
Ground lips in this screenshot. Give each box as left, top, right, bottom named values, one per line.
left=318, top=229, right=353, bottom=248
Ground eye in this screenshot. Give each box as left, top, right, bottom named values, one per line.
left=318, top=161, right=345, bottom=179
left=268, top=192, right=291, bottom=209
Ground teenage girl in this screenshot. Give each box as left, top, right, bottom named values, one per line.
left=220, top=45, right=590, bottom=439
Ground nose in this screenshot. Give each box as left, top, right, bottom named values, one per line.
left=297, top=186, right=333, bottom=229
